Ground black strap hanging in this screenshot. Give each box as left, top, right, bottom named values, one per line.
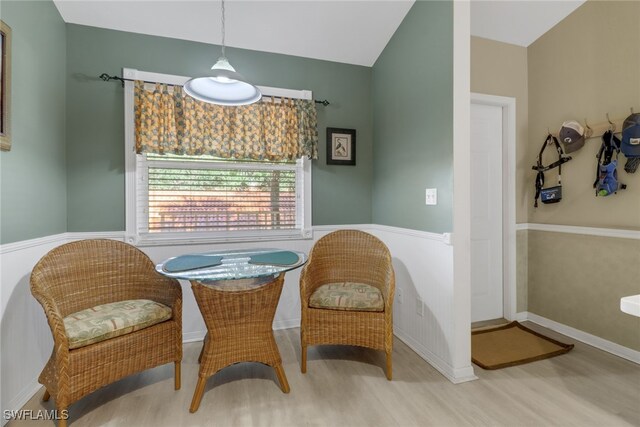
left=532, top=134, right=572, bottom=207
left=593, top=130, right=620, bottom=188
left=594, top=130, right=626, bottom=196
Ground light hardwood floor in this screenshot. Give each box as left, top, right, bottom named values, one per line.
left=9, top=322, right=640, bottom=426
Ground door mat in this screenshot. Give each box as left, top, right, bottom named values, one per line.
left=472, top=321, right=574, bottom=370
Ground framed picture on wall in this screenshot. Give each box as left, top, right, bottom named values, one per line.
left=0, top=20, right=11, bottom=151
left=326, top=127, right=356, bottom=165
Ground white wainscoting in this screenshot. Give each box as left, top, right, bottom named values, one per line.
left=364, top=225, right=476, bottom=383
left=0, top=224, right=473, bottom=420
left=1, top=234, right=67, bottom=426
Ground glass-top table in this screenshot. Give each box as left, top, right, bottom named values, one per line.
left=156, top=248, right=307, bottom=284
left=156, top=248, right=307, bottom=412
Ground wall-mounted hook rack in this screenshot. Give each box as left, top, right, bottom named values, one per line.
left=606, top=113, right=616, bottom=132
left=548, top=108, right=637, bottom=142
left=584, top=118, right=593, bottom=138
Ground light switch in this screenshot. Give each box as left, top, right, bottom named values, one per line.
left=425, top=188, right=437, bottom=205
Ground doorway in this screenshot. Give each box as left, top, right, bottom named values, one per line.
left=470, top=93, right=516, bottom=323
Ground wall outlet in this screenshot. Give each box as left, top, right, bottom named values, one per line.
left=416, top=298, right=424, bottom=317
left=396, top=288, right=404, bottom=304
left=425, top=188, right=437, bottom=205
left=442, top=232, right=452, bottom=245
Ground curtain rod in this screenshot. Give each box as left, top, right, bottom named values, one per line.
left=99, top=73, right=330, bottom=106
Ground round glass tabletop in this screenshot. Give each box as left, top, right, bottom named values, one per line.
left=156, top=248, right=307, bottom=283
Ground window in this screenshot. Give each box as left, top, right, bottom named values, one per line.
left=124, top=69, right=312, bottom=245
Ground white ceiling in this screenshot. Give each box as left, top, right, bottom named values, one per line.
left=53, top=0, right=415, bottom=67
left=471, top=0, right=586, bottom=47
left=53, top=0, right=587, bottom=66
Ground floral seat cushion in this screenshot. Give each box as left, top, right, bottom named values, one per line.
left=63, top=299, right=172, bottom=349
left=309, top=282, right=384, bottom=312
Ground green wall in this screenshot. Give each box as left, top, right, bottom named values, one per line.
left=0, top=4, right=453, bottom=241
left=371, top=1, right=453, bottom=233
left=65, top=24, right=373, bottom=232
left=0, top=0, right=67, bottom=244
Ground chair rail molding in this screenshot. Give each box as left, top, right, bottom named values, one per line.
left=516, top=223, right=640, bottom=240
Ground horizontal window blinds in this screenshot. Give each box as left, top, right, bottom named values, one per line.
left=140, top=156, right=298, bottom=233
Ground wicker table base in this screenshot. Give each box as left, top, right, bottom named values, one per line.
left=189, top=274, right=290, bottom=413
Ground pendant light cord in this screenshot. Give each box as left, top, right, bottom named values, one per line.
left=220, top=0, right=226, bottom=58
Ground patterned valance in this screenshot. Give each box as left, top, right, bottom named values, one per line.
left=134, top=81, right=318, bottom=161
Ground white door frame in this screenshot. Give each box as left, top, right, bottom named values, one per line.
left=470, top=93, right=517, bottom=321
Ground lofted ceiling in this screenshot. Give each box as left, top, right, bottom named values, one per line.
left=471, top=0, right=586, bottom=47
left=53, top=0, right=587, bottom=66
left=53, top=0, right=415, bottom=67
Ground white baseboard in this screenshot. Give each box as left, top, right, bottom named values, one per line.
left=182, top=319, right=300, bottom=346
left=515, top=311, right=528, bottom=322
left=520, top=312, right=640, bottom=364
left=183, top=331, right=206, bottom=343
left=3, top=380, right=42, bottom=426
left=393, top=328, right=477, bottom=384
left=273, top=318, right=300, bottom=331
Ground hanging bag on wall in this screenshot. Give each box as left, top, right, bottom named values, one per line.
left=621, top=112, right=640, bottom=173
left=593, top=130, right=626, bottom=196
left=532, top=134, right=572, bottom=207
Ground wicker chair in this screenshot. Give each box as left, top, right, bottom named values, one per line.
left=30, top=239, right=182, bottom=427
left=300, top=230, right=395, bottom=379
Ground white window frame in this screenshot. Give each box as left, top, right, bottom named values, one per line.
left=123, top=68, right=312, bottom=246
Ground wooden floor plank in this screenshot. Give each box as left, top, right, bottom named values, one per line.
left=8, top=323, right=640, bottom=426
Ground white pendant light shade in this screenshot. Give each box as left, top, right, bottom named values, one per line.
left=183, top=0, right=261, bottom=106
left=184, top=57, right=262, bottom=106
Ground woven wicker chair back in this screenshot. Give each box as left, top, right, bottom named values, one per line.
left=309, top=230, right=392, bottom=291
left=31, top=239, right=162, bottom=317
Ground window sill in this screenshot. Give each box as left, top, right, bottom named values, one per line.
left=127, top=229, right=313, bottom=247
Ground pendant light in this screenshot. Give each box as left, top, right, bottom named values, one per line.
left=183, top=0, right=261, bottom=106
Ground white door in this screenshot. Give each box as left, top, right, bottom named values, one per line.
left=470, top=103, right=503, bottom=322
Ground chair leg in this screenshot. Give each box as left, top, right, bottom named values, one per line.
left=42, top=389, right=50, bottom=402
left=301, top=344, right=307, bottom=373
left=385, top=350, right=393, bottom=381
left=274, top=365, right=290, bottom=394
left=198, top=345, right=204, bottom=364
left=189, top=377, right=207, bottom=413
left=174, top=361, right=181, bottom=390
left=56, top=405, right=68, bottom=427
